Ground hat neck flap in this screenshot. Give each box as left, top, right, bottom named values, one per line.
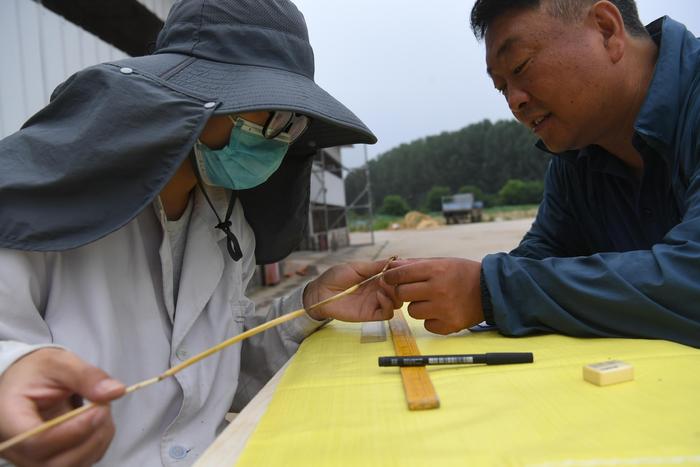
left=0, top=63, right=313, bottom=263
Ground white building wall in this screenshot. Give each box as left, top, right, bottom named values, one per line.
left=139, top=0, right=175, bottom=21
left=0, top=0, right=175, bottom=139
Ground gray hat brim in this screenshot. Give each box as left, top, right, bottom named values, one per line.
left=117, top=53, right=377, bottom=149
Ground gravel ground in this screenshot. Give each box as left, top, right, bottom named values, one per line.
left=249, top=218, right=534, bottom=306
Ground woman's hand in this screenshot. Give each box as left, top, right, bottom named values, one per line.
left=303, top=258, right=401, bottom=322
left=0, top=348, right=125, bottom=467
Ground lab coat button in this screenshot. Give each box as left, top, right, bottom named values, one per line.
left=176, top=349, right=188, bottom=360
left=204, top=102, right=216, bottom=109
left=169, top=445, right=188, bottom=459
left=119, top=67, right=133, bottom=74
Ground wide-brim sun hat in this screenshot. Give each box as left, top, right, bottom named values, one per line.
left=0, top=0, right=374, bottom=263
left=120, top=0, right=376, bottom=150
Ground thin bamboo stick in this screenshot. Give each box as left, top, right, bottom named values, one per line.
left=0, top=258, right=395, bottom=454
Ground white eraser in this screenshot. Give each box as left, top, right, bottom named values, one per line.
left=582, top=360, right=634, bottom=386
left=360, top=320, right=387, bottom=343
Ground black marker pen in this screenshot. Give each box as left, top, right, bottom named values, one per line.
left=378, top=352, right=534, bottom=367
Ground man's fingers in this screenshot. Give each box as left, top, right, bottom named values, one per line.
left=349, top=257, right=397, bottom=279
left=395, top=282, right=433, bottom=303
left=378, top=279, right=402, bottom=309
left=388, top=258, right=426, bottom=269
left=383, top=262, right=433, bottom=286
left=406, top=301, right=434, bottom=320
left=424, top=319, right=454, bottom=335
left=375, top=291, right=396, bottom=320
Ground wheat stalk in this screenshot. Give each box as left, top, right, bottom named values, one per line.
left=0, top=257, right=396, bottom=454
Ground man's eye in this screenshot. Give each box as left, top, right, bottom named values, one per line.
left=513, top=59, right=530, bottom=75
left=496, top=86, right=508, bottom=97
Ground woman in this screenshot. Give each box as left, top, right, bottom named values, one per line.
left=0, top=1, right=397, bottom=465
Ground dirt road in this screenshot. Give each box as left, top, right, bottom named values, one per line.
left=250, top=218, right=534, bottom=305
left=352, top=217, right=533, bottom=260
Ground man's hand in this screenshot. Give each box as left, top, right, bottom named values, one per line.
left=0, top=348, right=125, bottom=467
left=303, top=259, right=401, bottom=322
left=383, top=258, right=484, bottom=334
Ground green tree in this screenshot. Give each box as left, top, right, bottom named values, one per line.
left=380, top=194, right=410, bottom=216
left=498, top=179, right=545, bottom=205
left=425, top=185, right=451, bottom=212
left=344, top=119, right=551, bottom=211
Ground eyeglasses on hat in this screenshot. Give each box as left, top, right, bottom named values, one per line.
left=228, top=111, right=309, bottom=143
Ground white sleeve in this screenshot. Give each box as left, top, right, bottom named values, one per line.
left=232, top=282, right=329, bottom=411
left=0, top=341, right=65, bottom=375
left=0, top=248, right=60, bottom=376
left=231, top=210, right=329, bottom=410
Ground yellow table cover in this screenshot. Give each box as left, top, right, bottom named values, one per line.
left=237, top=312, right=700, bottom=466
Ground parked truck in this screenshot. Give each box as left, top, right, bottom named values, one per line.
left=441, top=193, right=483, bottom=224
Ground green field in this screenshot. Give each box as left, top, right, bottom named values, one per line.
left=348, top=204, right=539, bottom=232
left=483, top=204, right=539, bottom=215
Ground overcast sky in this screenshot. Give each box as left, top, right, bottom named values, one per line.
left=291, top=0, right=700, bottom=168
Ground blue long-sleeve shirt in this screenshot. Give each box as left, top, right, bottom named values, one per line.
left=481, top=17, right=700, bottom=348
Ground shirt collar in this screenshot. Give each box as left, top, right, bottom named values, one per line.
left=154, top=186, right=230, bottom=243
left=536, top=140, right=630, bottom=178
left=633, top=16, right=698, bottom=158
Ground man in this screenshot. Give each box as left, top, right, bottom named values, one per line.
left=0, top=1, right=397, bottom=465
left=383, top=0, right=700, bottom=348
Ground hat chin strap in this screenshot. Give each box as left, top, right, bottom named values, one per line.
left=189, top=153, right=243, bottom=262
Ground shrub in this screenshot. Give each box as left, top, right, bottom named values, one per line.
left=380, top=194, right=410, bottom=216
left=425, top=185, right=451, bottom=212
left=498, top=179, right=544, bottom=205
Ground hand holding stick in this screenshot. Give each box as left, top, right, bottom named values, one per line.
left=0, top=256, right=396, bottom=454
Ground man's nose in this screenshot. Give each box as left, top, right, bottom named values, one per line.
left=507, top=86, right=529, bottom=114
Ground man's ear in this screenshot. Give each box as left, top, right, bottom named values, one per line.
left=588, top=0, right=626, bottom=63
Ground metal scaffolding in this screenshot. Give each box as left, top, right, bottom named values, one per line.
left=307, top=144, right=375, bottom=250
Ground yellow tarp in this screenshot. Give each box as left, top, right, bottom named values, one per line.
left=237, top=312, right=700, bottom=466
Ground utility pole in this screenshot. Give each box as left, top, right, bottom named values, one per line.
left=364, top=144, right=375, bottom=245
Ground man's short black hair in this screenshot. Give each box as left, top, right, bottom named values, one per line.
left=470, top=0, right=648, bottom=39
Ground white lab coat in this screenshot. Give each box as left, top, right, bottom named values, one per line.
left=0, top=187, right=325, bottom=466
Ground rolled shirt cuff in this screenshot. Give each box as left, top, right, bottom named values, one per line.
left=277, top=282, right=332, bottom=342
left=480, top=267, right=497, bottom=326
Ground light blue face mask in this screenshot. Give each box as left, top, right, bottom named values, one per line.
left=193, top=117, right=291, bottom=190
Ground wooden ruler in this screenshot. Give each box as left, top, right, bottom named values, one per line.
left=388, top=310, right=440, bottom=410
